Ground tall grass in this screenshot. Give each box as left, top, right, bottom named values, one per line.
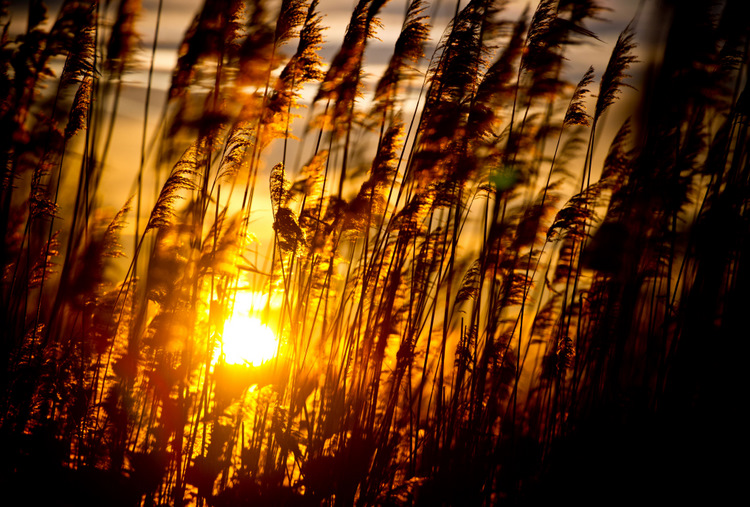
left=0, top=0, right=747, bottom=505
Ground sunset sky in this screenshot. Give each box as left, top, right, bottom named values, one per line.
left=8, top=0, right=649, bottom=247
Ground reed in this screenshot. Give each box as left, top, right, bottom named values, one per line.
left=0, top=0, right=747, bottom=505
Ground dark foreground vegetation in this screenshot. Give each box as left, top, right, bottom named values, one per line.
left=0, top=0, right=747, bottom=504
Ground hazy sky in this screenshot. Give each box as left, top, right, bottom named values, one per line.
left=89, top=0, right=648, bottom=145
left=7, top=0, right=648, bottom=107
left=131, top=0, right=644, bottom=83
left=5, top=0, right=651, bottom=245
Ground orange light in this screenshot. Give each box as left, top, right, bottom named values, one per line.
left=217, top=315, right=278, bottom=366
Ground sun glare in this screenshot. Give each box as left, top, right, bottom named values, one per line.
left=218, top=316, right=278, bottom=366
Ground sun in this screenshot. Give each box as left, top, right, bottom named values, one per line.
left=217, top=315, right=278, bottom=367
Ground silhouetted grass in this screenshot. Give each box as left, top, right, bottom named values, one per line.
left=0, top=0, right=747, bottom=505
